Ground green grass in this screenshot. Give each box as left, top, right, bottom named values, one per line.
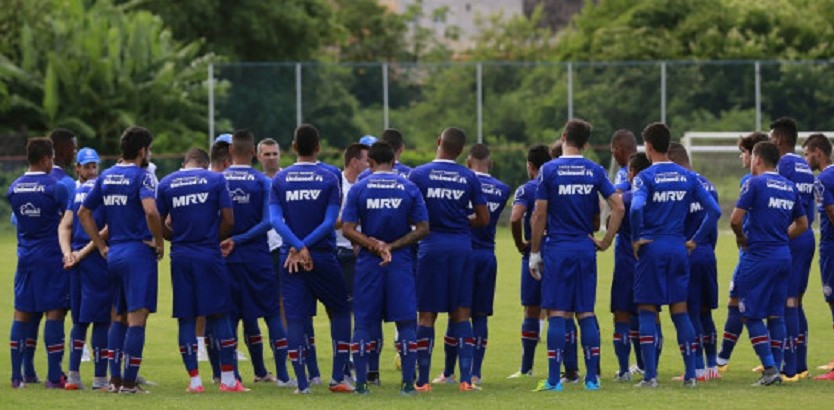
left=2, top=229, right=834, bottom=409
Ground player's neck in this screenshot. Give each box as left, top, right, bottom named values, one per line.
left=648, top=152, right=669, bottom=163
left=562, top=145, right=583, bottom=157
left=343, top=168, right=359, bottom=183
left=231, top=156, right=253, bottom=167
left=28, top=165, right=50, bottom=174
left=778, top=145, right=794, bottom=157
left=122, top=157, right=143, bottom=167
left=296, top=155, right=317, bottom=164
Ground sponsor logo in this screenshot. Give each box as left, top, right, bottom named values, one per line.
left=286, top=189, right=321, bottom=201
left=229, top=188, right=250, bottom=204
left=426, top=187, right=464, bottom=200
left=170, top=176, right=208, bottom=188
left=104, top=175, right=130, bottom=185
left=558, top=184, right=593, bottom=195
left=172, top=192, right=209, bottom=208
left=19, top=203, right=41, bottom=217
left=224, top=171, right=256, bottom=181
left=13, top=183, right=45, bottom=193
left=103, top=195, right=128, bottom=206
left=429, top=170, right=467, bottom=183
left=652, top=191, right=686, bottom=202
left=367, top=198, right=403, bottom=209
left=767, top=197, right=794, bottom=210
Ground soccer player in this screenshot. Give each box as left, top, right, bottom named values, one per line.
left=770, top=117, right=816, bottom=381
left=58, top=147, right=112, bottom=390
left=629, top=122, right=721, bottom=388
left=611, top=129, right=638, bottom=192
left=79, top=126, right=164, bottom=394
left=257, top=138, right=285, bottom=329
left=270, top=124, right=353, bottom=394
left=529, top=119, right=624, bottom=392
left=716, top=131, right=769, bottom=370
left=8, top=138, right=70, bottom=389
left=668, top=143, right=721, bottom=381
left=508, top=145, right=550, bottom=379
left=336, top=143, right=370, bottom=300
left=341, top=141, right=430, bottom=395
left=611, top=152, right=651, bottom=382
left=408, top=127, right=489, bottom=392
left=730, top=141, right=807, bottom=386
left=221, top=130, right=293, bottom=387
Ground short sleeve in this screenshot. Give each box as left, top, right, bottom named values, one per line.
left=513, top=185, right=527, bottom=206
left=535, top=164, right=550, bottom=201
left=736, top=179, right=755, bottom=210
left=82, top=177, right=103, bottom=210
left=269, top=174, right=282, bottom=206
left=409, top=183, right=430, bottom=224
left=597, top=166, right=616, bottom=199
left=341, top=183, right=361, bottom=224
left=139, top=171, right=157, bottom=200
left=156, top=184, right=169, bottom=218
left=469, top=172, right=486, bottom=206
left=792, top=190, right=805, bottom=220
left=218, top=175, right=233, bottom=210
left=326, top=174, right=341, bottom=207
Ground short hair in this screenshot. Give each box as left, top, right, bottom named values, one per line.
left=738, top=131, right=769, bottom=153
left=231, top=129, right=255, bottom=156
left=380, top=128, right=404, bottom=151
left=611, top=129, right=637, bottom=152
left=527, top=144, right=551, bottom=169
left=803, top=133, right=832, bottom=157
left=48, top=128, right=76, bottom=155
left=628, top=152, right=651, bottom=175
left=120, top=126, right=153, bottom=160
left=667, top=142, right=690, bottom=166
left=343, top=143, right=368, bottom=168
left=770, top=117, right=799, bottom=147
left=550, top=141, right=563, bottom=159
left=184, top=148, right=210, bottom=168
left=257, top=138, right=279, bottom=153
left=27, top=137, right=53, bottom=165
left=440, top=127, right=466, bottom=157
left=368, top=141, right=395, bottom=165
left=753, top=141, right=780, bottom=168
left=294, top=124, right=320, bottom=156
left=210, top=141, right=231, bottom=165
left=468, top=143, right=490, bottom=161
left=563, top=119, right=592, bottom=148
left=641, top=122, right=671, bottom=153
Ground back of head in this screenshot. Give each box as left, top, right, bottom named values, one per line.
left=628, top=152, right=651, bottom=175
left=611, top=129, right=637, bottom=152
left=753, top=141, right=780, bottom=168
left=27, top=137, right=54, bottom=165
left=231, top=129, right=255, bottom=157
left=468, top=143, right=490, bottom=161
left=120, top=126, right=153, bottom=160
left=803, top=133, right=832, bottom=157
left=641, top=122, right=671, bottom=153
left=294, top=124, right=320, bottom=156
left=368, top=141, right=395, bottom=165
left=563, top=118, right=592, bottom=148
left=738, top=131, right=769, bottom=153
left=770, top=117, right=798, bottom=147
left=48, top=128, right=76, bottom=156
left=550, top=141, right=563, bottom=159
left=184, top=148, right=210, bottom=169
left=440, top=127, right=466, bottom=157
left=210, top=142, right=231, bottom=166
left=381, top=128, right=404, bottom=151
left=343, top=143, right=368, bottom=168
left=667, top=142, right=690, bottom=167
left=527, top=144, right=551, bottom=169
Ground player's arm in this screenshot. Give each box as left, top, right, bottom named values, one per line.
left=390, top=221, right=429, bottom=251
left=510, top=203, right=527, bottom=253
left=142, top=197, right=165, bottom=260
left=301, top=204, right=339, bottom=247
left=688, top=183, right=721, bottom=248
left=788, top=215, right=809, bottom=239
left=269, top=203, right=304, bottom=250
left=76, top=226, right=108, bottom=261
left=58, top=209, right=75, bottom=268
left=595, top=192, right=624, bottom=251
left=217, top=176, right=234, bottom=240
left=470, top=204, right=489, bottom=227
left=156, top=193, right=173, bottom=241
left=528, top=198, right=548, bottom=280
left=730, top=207, right=747, bottom=249
left=78, top=205, right=106, bottom=257
left=219, top=208, right=234, bottom=240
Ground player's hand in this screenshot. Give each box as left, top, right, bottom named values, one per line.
left=591, top=234, right=611, bottom=252
left=685, top=240, right=698, bottom=254
left=98, top=245, right=109, bottom=260
left=220, top=238, right=235, bottom=258
left=144, top=239, right=164, bottom=260
left=528, top=252, right=543, bottom=281
left=632, top=238, right=652, bottom=259
left=285, top=248, right=302, bottom=273
left=735, top=234, right=747, bottom=251
left=376, top=243, right=392, bottom=266
left=515, top=240, right=529, bottom=254
left=62, top=252, right=77, bottom=269
left=298, top=247, right=313, bottom=272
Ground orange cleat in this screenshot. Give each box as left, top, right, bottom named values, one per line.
left=459, top=381, right=481, bottom=391
left=186, top=385, right=205, bottom=393
left=219, top=381, right=249, bottom=392
left=814, top=370, right=834, bottom=381
left=414, top=383, right=432, bottom=393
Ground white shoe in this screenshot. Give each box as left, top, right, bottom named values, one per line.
left=236, top=350, right=248, bottom=361
left=276, top=378, right=298, bottom=388
left=197, top=337, right=208, bottom=362
left=81, top=344, right=92, bottom=362
left=309, top=376, right=322, bottom=386
left=629, top=364, right=644, bottom=376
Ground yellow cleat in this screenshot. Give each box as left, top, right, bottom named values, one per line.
left=394, top=353, right=402, bottom=371
left=751, top=365, right=764, bottom=373
left=781, top=374, right=800, bottom=383
left=717, top=364, right=729, bottom=373
left=798, top=370, right=810, bottom=379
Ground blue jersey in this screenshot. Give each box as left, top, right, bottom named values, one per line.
left=536, top=155, right=615, bottom=240
left=736, top=172, right=804, bottom=252
left=83, top=164, right=156, bottom=245
left=70, top=179, right=105, bottom=250
left=614, top=165, right=630, bottom=191
left=51, top=166, right=76, bottom=209
left=777, top=153, right=816, bottom=224
left=357, top=162, right=412, bottom=180
left=513, top=178, right=539, bottom=246
left=816, top=165, right=834, bottom=244
left=341, top=171, right=429, bottom=260
left=8, top=172, right=69, bottom=256
left=223, top=166, right=271, bottom=261
left=685, top=173, right=719, bottom=248
left=471, top=173, right=510, bottom=250
left=318, top=161, right=343, bottom=193
left=615, top=190, right=635, bottom=260
left=631, top=162, right=720, bottom=242
left=271, top=162, right=341, bottom=251
left=157, top=168, right=232, bottom=250
left=408, top=160, right=486, bottom=248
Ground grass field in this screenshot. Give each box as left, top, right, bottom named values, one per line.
left=2, top=229, right=834, bottom=409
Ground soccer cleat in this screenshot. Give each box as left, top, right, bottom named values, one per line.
left=798, top=370, right=810, bottom=379
left=413, top=382, right=432, bottom=393
left=309, top=376, right=323, bottom=386
left=294, top=387, right=311, bottom=394
left=186, top=385, right=205, bottom=393
left=400, top=384, right=417, bottom=396
left=119, top=385, right=150, bottom=394
left=354, top=382, right=371, bottom=395
left=432, top=373, right=457, bottom=384
left=752, top=368, right=781, bottom=386
left=471, top=375, right=481, bottom=386
left=459, top=381, right=481, bottom=391
left=706, top=367, right=721, bottom=380
left=45, top=379, right=66, bottom=389
left=682, top=379, right=697, bottom=388
left=24, top=376, right=41, bottom=384
left=560, top=370, right=580, bottom=384
left=507, top=370, right=533, bottom=379
left=817, top=360, right=834, bottom=370
left=367, top=371, right=381, bottom=386
left=613, top=372, right=632, bottom=382
left=533, top=379, right=562, bottom=392
left=219, top=380, right=249, bottom=392
left=629, top=364, right=645, bottom=376
left=253, top=373, right=277, bottom=383
left=751, top=365, right=764, bottom=373
left=634, top=378, right=659, bottom=388
left=328, top=379, right=355, bottom=393
left=275, top=378, right=298, bottom=388
left=64, top=382, right=84, bottom=390
left=585, top=380, right=600, bottom=391
left=814, top=370, right=834, bottom=381
left=11, top=380, right=25, bottom=389
left=717, top=364, right=729, bottom=373
left=236, top=350, right=248, bottom=361
left=394, top=352, right=402, bottom=370
left=781, top=373, right=799, bottom=383
left=107, top=384, right=121, bottom=393
left=136, top=375, right=157, bottom=386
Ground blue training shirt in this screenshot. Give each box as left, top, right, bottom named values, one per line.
left=736, top=171, right=804, bottom=252
left=614, top=165, right=630, bottom=192
left=70, top=179, right=105, bottom=250
left=223, top=165, right=272, bottom=262
left=777, top=153, right=816, bottom=225
left=816, top=165, right=834, bottom=245
left=8, top=172, right=69, bottom=256
left=512, top=178, right=539, bottom=258
left=615, top=190, right=635, bottom=262
left=270, top=162, right=341, bottom=252
left=51, top=166, right=76, bottom=209
left=157, top=168, right=232, bottom=250
left=83, top=163, right=156, bottom=245
left=471, top=172, right=510, bottom=250
left=358, top=162, right=412, bottom=180
left=685, top=173, right=719, bottom=249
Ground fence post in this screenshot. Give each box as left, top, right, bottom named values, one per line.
left=296, top=63, right=302, bottom=127
left=567, top=62, right=574, bottom=119
left=208, top=63, right=214, bottom=149
left=383, top=63, right=389, bottom=129
left=477, top=63, right=483, bottom=143
left=755, top=61, right=762, bottom=131
left=661, top=61, right=667, bottom=124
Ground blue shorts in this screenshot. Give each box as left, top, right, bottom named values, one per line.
left=610, top=252, right=636, bottom=313
left=77, top=252, right=112, bottom=323
left=471, top=249, right=497, bottom=316
left=171, top=249, right=232, bottom=319
left=541, top=240, right=597, bottom=313
left=735, top=248, right=790, bottom=319
left=282, top=250, right=349, bottom=321
left=634, top=240, right=689, bottom=306
left=109, top=242, right=158, bottom=314
left=819, top=243, right=834, bottom=302
left=416, top=247, right=473, bottom=313
left=688, top=247, right=718, bottom=311
left=520, top=257, right=541, bottom=307
left=15, top=252, right=69, bottom=313
left=270, top=249, right=283, bottom=296
left=228, top=254, right=280, bottom=321
left=352, top=251, right=416, bottom=326
left=788, top=232, right=815, bottom=297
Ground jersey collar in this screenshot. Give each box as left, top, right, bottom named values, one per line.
left=560, top=155, right=583, bottom=158
left=474, top=171, right=491, bottom=177
left=764, top=171, right=779, bottom=175
left=229, top=164, right=251, bottom=168
left=432, top=159, right=456, bottom=164
left=115, top=163, right=137, bottom=167
left=24, top=171, right=47, bottom=175
left=296, top=162, right=317, bottom=166
left=785, top=153, right=801, bottom=158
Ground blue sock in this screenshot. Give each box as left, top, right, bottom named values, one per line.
left=10, top=320, right=25, bottom=382
left=563, top=319, right=578, bottom=372
left=784, top=306, right=799, bottom=376
left=178, top=319, right=199, bottom=376
left=69, top=322, right=89, bottom=373
left=397, top=321, right=417, bottom=386
left=701, top=311, right=717, bottom=368
left=688, top=310, right=705, bottom=372
left=638, top=310, right=658, bottom=381
left=746, top=319, right=776, bottom=368
left=205, top=331, right=220, bottom=380
left=329, top=311, right=352, bottom=383
left=472, top=316, right=488, bottom=378
left=264, top=315, right=290, bottom=382
left=352, top=327, right=370, bottom=386
left=546, top=316, right=566, bottom=386
left=767, top=317, right=786, bottom=369
left=44, top=319, right=65, bottom=384
left=122, top=326, right=145, bottom=383
left=579, top=317, right=600, bottom=383
left=304, top=318, right=320, bottom=379
left=719, top=306, right=743, bottom=362
left=23, top=313, right=41, bottom=381
left=416, top=325, right=434, bottom=386
left=443, top=321, right=457, bottom=377
left=629, top=315, right=643, bottom=370
left=613, top=321, right=631, bottom=376
left=454, top=320, right=475, bottom=384
left=798, top=305, right=808, bottom=373
left=368, top=322, right=382, bottom=374
left=520, top=317, right=539, bottom=374
left=656, top=320, right=664, bottom=368
left=287, top=319, right=308, bottom=391
left=108, top=322, right=127, bottom=380
left=242, top=319, right=267, bottom=378
left=671, top=312, right=697, bottom=381
left=91, top=323, right=108, bottom=378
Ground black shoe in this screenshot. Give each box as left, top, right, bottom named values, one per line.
left=367, top=371, right=381, bottom=386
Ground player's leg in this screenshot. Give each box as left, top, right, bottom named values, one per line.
left=240, top=319, right=269, bottom=381
left=613, top=311, right=632, bottom=380
left=511, top=256, right=541, bottom=378
left=471, top=314, right=488, bottom=383
left=536, top=244, right=572, bottom=391
left=281, top=265, right=312, bottom=394
left=350, top=259, right=384, bottom=394
left=562, top=318, right=580, bottom=382
left=416, top=312, right=438, bottom=390
left=414, top=248, right=446, bottom=390
left=178, top=318, right=202, bottom=392
left=783, top=298, right=799, bottom=378
left=576, top=253, right=600, bottom=389
left=396, top=320, right=418, bottom=394
left=10, top=309, right=31, bottom=388
left=469, top=250, right=496, bottom=385
left=629, top=315, right=644, bottom=374
left=815, top=247, right=834, bottom=379
left=611, top=264, right=635, bottom=381
left=67, top=321, right=89, bottom=389
left=796, top=235, right=815, bottom=376
left=90, top=321, right=109, bottom=389
left=366, top=321, right=383, bottom=385
left=304, top=316, right=320, bottom=382
left=263, top=314, right=291, bottom=385
left=436, top=320, right=457, bottom=383
left=44, top=308, right=67, bottom=388
left=23, top=312, right=42, bottom=383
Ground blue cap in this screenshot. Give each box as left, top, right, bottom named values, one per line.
left=76, top=147, right=100, bottom=165
left=359, top=135, right=377, bottom=146
left=215, top=133, right=232, bottom=145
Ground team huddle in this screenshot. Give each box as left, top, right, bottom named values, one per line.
left=7, top=116, right=834, bottom=396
